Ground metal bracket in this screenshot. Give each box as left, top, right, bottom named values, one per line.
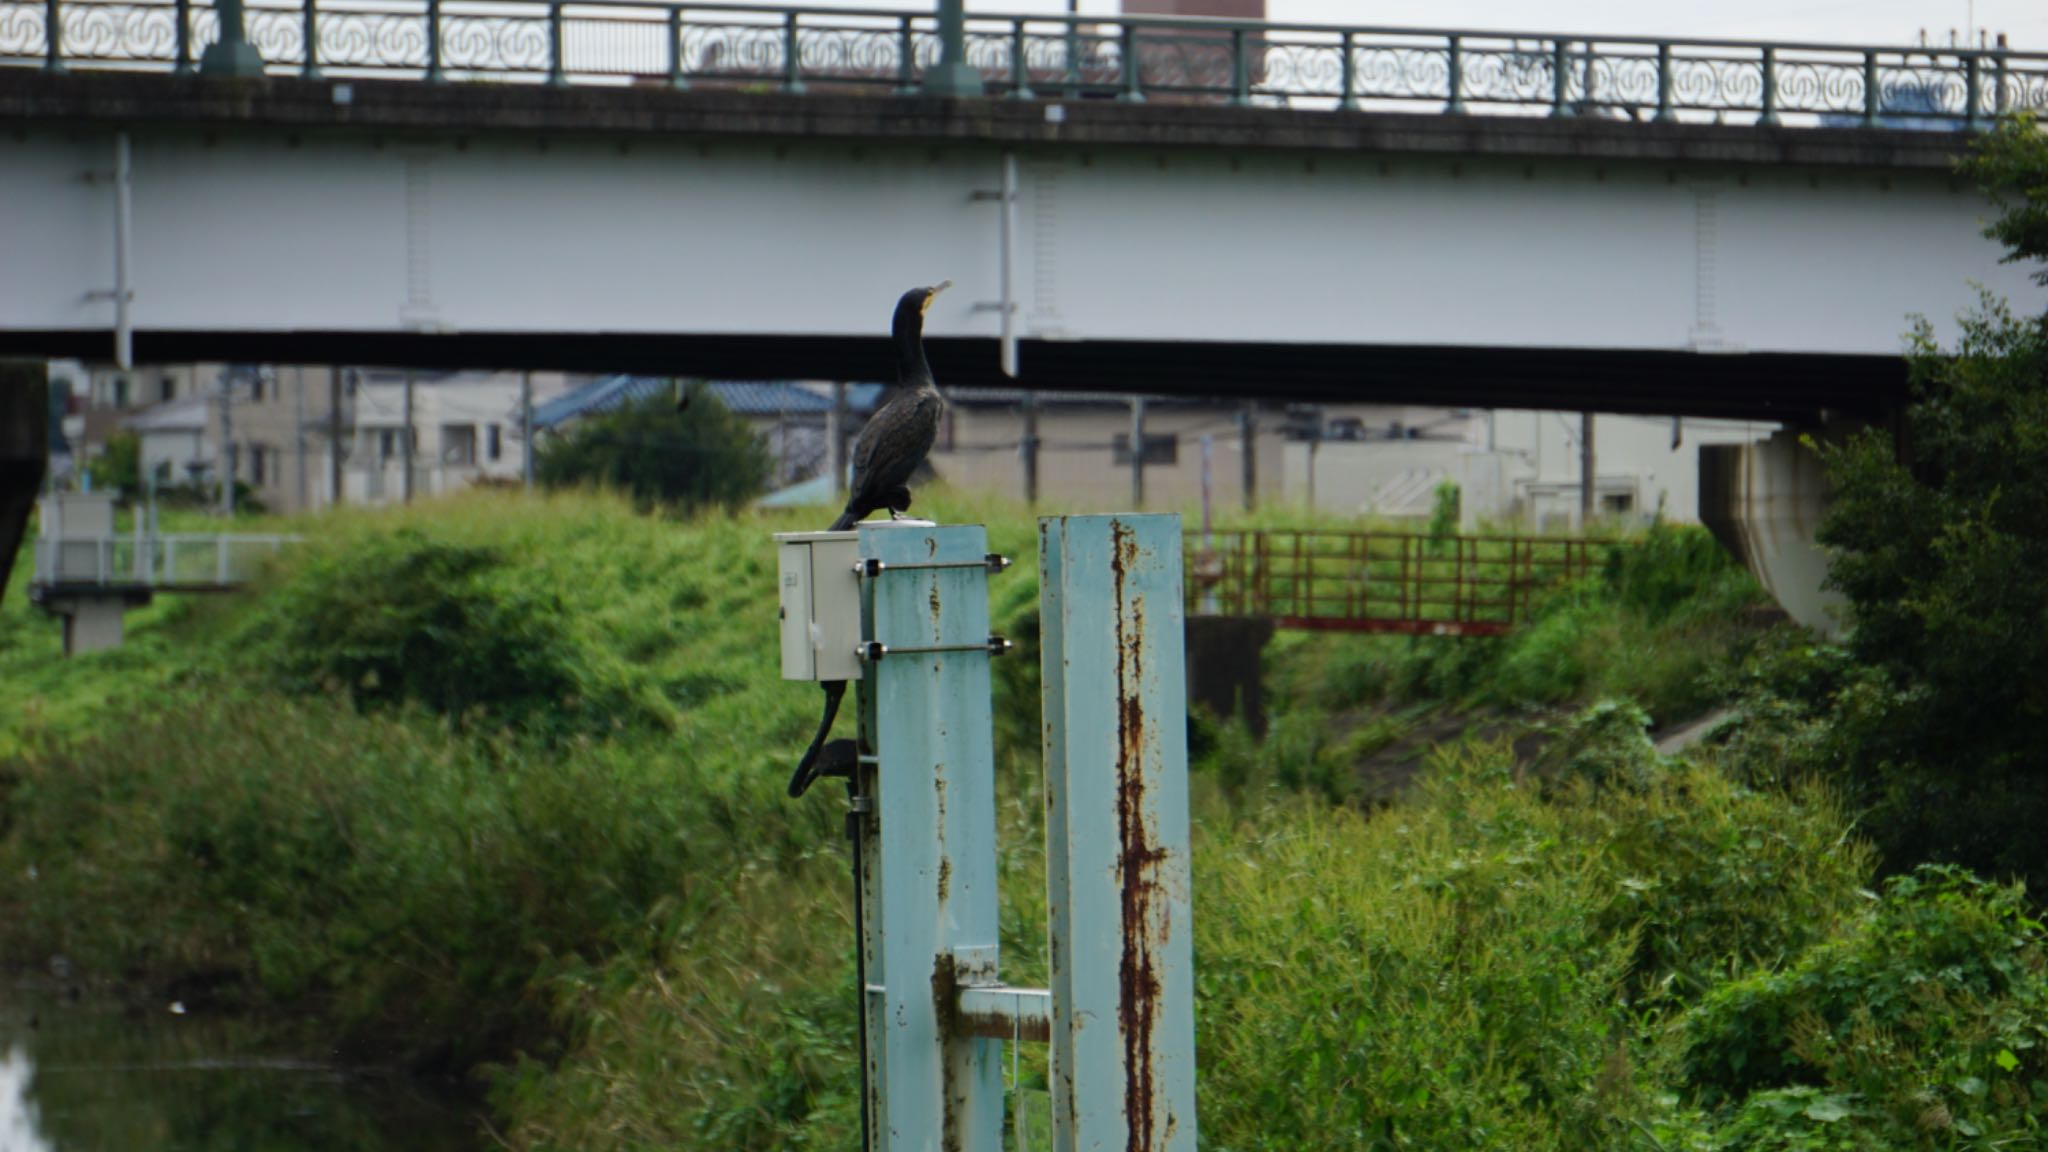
left=856, top=635, right=1012, bottom=663
left=855, top=553, right=1010, bottom=577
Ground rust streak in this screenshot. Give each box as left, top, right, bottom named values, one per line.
left=934, top=953, right=963, bottom=1152
left=1111, top=521, right=1164, bottom=1152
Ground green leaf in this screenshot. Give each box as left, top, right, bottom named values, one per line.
left=1995, top=1048, right=2021, bottom=1073
left=1803, top=1096, right=1851, bottom=1123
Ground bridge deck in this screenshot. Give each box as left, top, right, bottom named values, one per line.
left=4, top=0, right=2043, bottom=130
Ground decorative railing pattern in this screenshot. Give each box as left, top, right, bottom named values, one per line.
left=1188, top=530, right=1610, bottom=637
left=4, top=0, right=2045, bottom=127
left=33, top=533, right=294, bottom=589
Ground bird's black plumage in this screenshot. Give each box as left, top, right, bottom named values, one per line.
left=829, top=282, right=950, bottom=532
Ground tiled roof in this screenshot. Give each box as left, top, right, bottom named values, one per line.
left=529, top=376, right=857, bottom=429
left=120, top=395, right=210, bottom=434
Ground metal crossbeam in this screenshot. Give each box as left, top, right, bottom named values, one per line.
left=4, top=0, right=2043, bottom=127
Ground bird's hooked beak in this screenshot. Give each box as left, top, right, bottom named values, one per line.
left=921, top=280, right=953, bottom=315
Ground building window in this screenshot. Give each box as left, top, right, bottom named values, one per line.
left=111, top=376, right=129, bottom=408
left=250, top=445, right=268, bottom=486
left=487, top=424, right=502, bottom=462
left=160, top=375, right=176, bottom=401
left=442, top=424, right=477, bottom=466
left=1602, top=492, right=1634, bottom=516
left=1111, top=433, right=1179, bottom=466
left=377, top=429, right=397, bottom=460
left=250, top=375, right=266, bottom=403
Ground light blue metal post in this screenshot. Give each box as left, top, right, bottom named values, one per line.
left=1040, top=514, right=1196, bottom=1152
left=857, top=522, right=1006, bottom=1152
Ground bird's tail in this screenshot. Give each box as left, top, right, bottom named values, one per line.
left=828, top=507, right=860, bottom=532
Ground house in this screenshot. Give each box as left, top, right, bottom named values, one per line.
left=120, top=395, right=215, bottom=490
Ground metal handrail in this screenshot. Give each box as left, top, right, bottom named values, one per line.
left=1189, top=529, right=1612, bottom=635
left=31, top=532, right=296, bottom=589
left=4, top=0, right=2041, bottom=127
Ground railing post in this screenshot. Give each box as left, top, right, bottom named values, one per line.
left=42, top=0, right=64, bottom=72
left=424, top=0, right=442, bottom=82
left=1063, top=11, right=1079, bottom=99
left=1550, top=39, right=1574, bottom=117
left=1010, top=19, right=1033, bottom=100
left=1337, top=30, right=1355, bottom=111
left=1964, top=53, right=1982, bottom=130
left=174, top=0, right=192, bottom=73
left=1862, top=50, right=1880, bottom=126
left=1758, top=46, right=1780, bottom=126
left=1582, top=39, right=1598, bottom=113
left=216, top=538, right=228, bottom=585
left=300, top=0, right=320, bottom=79
left=198, top=0, right=266, bottom=76
left=1654, top=41, right=1675, bottom=122
left=896, top=14, right=916, bottom=95
left=1229, top=27, right=1248, bottom=106
left=1119, top=22, right=1143, bottom=102
left=546, top=1, right=566, bottom=86
left=1444, top=34, right=1465, bottom=115
left=666, top=6, right=686, bottom=89
left=781, top=9, right=804, bottom=94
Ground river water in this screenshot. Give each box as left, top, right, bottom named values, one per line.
left=0, top=982, right=484, bottom=1152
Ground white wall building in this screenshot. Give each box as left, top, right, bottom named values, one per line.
left=1283, top=409, right=1778, bottom=529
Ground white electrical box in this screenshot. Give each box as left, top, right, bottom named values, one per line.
left=775, top=530, right=863, bottom=682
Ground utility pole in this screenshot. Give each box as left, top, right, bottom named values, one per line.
left=217, top=369, right=235, bottom=518
left=827, top=381, right=848, bottom=496
left=521, top=370, right=535, bottom=491
left=1128, top=394, right=1147, bottom=508
left=1580, top=411, right=1596, bottom=528
left=294, top=365, right=308, bottom=513
left=329, top=368, right=344, bottom=510
left=402, top=370, right=416, bottom=505
left=925, top=0, right=984, bottom=96
left=1020, top=391, right=1040, bottom=504
left=1237, top=402, right=1256, bottom=511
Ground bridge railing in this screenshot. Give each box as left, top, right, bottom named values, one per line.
left=32, top=533, right=295, bottom=590
left=1189, top=529, right=1613, bottom=636
left=4, top=0, right=2044, bottom=127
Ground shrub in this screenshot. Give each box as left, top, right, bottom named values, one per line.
left=232, top=528, right=657, bottom=739
left=1680, top=866, right=2048, bottom=1147
left=535, top=389, right=772, bottom=511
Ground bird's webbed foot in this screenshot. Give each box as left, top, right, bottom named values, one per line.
left=884, top=487, right=913, bottom=519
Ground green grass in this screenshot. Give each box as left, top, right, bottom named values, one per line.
left=2, top=487, right=2039, bottom=1151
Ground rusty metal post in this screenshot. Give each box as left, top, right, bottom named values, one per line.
left=1039, top=513, right=1197, bottom=1152
left=857, top=521, right=1007, bottom=1152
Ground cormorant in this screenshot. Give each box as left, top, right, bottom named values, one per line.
left=829, top=281, right=951, bottom=532
left=789, top=280, right=951, bottom=799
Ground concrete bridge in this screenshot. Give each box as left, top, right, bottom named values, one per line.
left=2, top=2, right=2045, bottom=420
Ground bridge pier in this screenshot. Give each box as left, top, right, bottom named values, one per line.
left=1700, top=425, right=1848, bottom=638
left=1185, top=615, right=1273, bottom=736
left=37, top=589, right=151, bottom=655
left=0, top=362, right=47, bottom=599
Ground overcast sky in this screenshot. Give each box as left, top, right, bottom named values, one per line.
left=807, top=1, right=2048, bottom=52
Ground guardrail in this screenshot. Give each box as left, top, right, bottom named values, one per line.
left=4, top=0, right=2044, bottom=127
left=31, top=533, right=295, bottom=589
left=1189, top=529, right=1612, bottom=637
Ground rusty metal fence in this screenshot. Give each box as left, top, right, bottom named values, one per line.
left=1188, top=529, right=1611, bottom=636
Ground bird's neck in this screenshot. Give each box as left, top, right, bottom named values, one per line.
left=894, top=314, right=935, bottom=389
